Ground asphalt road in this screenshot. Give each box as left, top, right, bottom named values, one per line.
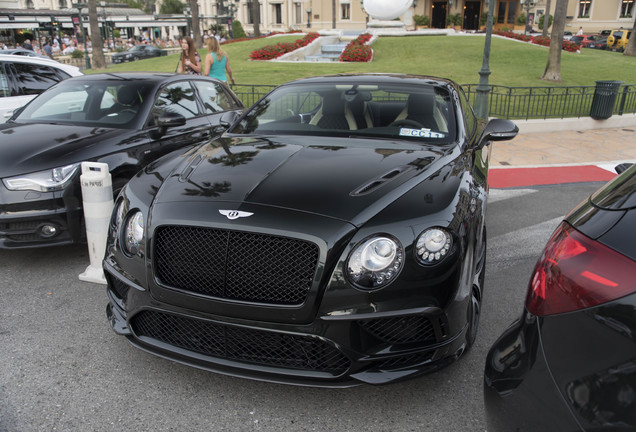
left=0, top=182, right=604, bottom=432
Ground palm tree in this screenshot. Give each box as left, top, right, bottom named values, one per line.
left=87, top=0, right=106, bottom=69
left=541, top=0, right=569, bottom=82
left=542, top=0, right=552, bottom=37
left=188, top=0, right=202, bottom=48
left=252, top=0, right=261, bottom=37
left=623, top=14, right=636, bottom=56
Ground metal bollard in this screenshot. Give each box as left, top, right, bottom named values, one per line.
left=78, top=162, right=114, bottom=285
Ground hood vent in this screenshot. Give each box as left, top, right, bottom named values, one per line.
left=350, top=166, right=412, bottom=196
left=179, top=154, right=205, bottom=183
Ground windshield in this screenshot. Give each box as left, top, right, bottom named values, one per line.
left=230, top=82, right=457, bottom=143
left=14, top=80, right=154, bottom=128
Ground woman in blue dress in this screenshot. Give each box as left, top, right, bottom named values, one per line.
left=204, top=37, right=235, bottom=85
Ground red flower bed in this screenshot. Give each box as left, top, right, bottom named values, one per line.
left=249, top=33, right=320, bottom=60
left=494, top=30, right=580, bottom=53
left=222, top=31, right=302, bottom=46
left=339, top=33, right=373, bottom=62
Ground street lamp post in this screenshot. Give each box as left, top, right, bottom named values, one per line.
left=474, top=0, right=495, bottom=121
left=306, top=8, right=312, bottom=28
left=72, top=3, right=91, bottom=70
left=522, top=0, right=532, bottom=36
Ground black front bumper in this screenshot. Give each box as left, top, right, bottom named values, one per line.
left=105, top=260, right=468, bottom=387
left=0, top=183, right=84, bottom=249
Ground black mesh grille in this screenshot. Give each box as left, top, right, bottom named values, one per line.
left=359, top=315, right=436, bottom=344
left=154, top=226, right=320, bottom=305
left=373, top=352, right=434, bottom=370
left=106, top=274, right=131, bottom=301
left=131, top=310, right=351, bottom=374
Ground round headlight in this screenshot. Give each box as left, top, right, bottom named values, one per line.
left=347, top=236, right=403, bottom=290
left=123, top=211, right=144, bottom=256
left=415, top=228, right=452, bottom=264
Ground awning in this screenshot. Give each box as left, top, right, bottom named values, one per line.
left=113, top=21, right=185, bottom=27
left=0, top=22, right=40, bottom=29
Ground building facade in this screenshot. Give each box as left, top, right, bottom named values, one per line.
left=1, top=0, right=634, bottom=47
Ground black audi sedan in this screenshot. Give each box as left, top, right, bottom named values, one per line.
left=0, top=72, right=243, bottom=248
left=485, top=163, right=636, bottom=430
left=104, top=74, right=519, bottom=387
left=111, top=45, right=166, bottom=63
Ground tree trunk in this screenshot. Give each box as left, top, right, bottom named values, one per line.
left=252, top=0, right=261, bottom=37
left=623, top=14, right=636, bottom=56
left=542, top=0, right=552, bottom=37
left=87, top=0, right=105, bottom=69
left=189, top=0, right=202, bottom=48
left=541, top=0, right=568, bottom=82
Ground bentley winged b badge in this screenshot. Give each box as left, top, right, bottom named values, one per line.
left=219, top=210, right=254, bottom=220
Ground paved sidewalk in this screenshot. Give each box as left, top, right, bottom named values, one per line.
left=490, top=127, right=636, bottom=167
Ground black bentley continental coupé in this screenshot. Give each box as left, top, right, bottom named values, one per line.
left=104, top=74, right=518, bottom=386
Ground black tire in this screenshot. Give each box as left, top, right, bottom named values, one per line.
left=466, top=226, right=486, bottom=349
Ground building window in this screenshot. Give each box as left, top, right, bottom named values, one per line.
left=578, top=0, right=592, bottom=18
left=295, top=2, right=302, bottom=23
left=341, top=3, right=350, bottom=19
left=58, top=0, right=67, bottom=8
left=621, top=0, right=634, bottom=17
left=273, top=3, right=282, bottom=24
left=496, top=1, right=518, bottom=25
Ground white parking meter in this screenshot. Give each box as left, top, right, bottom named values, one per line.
left=78, top=162, right=114, bottom=285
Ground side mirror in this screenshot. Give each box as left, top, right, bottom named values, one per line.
left=150, top=112, right=186, bottom=139
left=615, top=163, right=633, bottom=174
left=219, top=110, right=241, bottom=129
left=157, top=111, right=186, bottom=129
left=479, top=119, right=519, bottom=144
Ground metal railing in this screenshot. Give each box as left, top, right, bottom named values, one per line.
left=231, top=84, right=276, bottom=107
left=462, top=83, right=636, bottom=120
left=230, top=83, right=636, bottom=120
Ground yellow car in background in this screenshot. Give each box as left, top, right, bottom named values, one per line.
left=607, top=28, right=632, bottom=51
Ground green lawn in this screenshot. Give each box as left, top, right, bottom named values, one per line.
left=89, top=35, right=636, bottom=87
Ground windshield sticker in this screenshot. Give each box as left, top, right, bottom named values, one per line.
left=399, top=128, right=446, bottom=139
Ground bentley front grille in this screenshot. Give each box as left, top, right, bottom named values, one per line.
left=154, top=226, right=320, bottom=305
left=131, top=310, right=351, bottom=374
left=358, top=315, right=438, bottom=344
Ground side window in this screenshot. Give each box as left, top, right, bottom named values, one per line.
left=14, top=63, right=64, bottom=95
left=151, top=81, right=199, bottom=123
left=193, top=80, right=236, bottom=114
left=458, top=88, right=477, bottom=139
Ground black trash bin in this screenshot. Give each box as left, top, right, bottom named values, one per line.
left=590, top=80, right=623, bottom=120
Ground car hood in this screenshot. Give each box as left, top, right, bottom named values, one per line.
left=0, top=122, right=128, bottom=177
left=152, top=135, right=456, bottom=224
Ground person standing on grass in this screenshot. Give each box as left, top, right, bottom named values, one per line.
left=178, top=36, right=202, bottom=75
left=204, top=37, right=235, bottom=85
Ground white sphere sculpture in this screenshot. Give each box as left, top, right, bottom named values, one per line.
left=363, top=0, right=413, bottom=20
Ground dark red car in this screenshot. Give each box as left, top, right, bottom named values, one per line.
left=571, top=34, right=603, bottom=48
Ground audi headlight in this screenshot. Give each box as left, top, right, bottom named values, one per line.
left=123, top=211, right=144, bottom=256
left=346, top=236, right=404, bottom=290
left=2, top=163, right=79, bottom=192
left=415, top=228, right=452, bottom=264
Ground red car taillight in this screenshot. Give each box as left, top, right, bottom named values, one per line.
left=526, top=222, right=636, bottom=316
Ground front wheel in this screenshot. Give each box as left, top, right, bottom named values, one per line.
left=466, top=226, right=486, bottom=349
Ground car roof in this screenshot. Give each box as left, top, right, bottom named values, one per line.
left=0, top=53, right=82, bottom=75
left=280, top=73, right=457, bottom=89
left=61, top=72, right=211, bottom=85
